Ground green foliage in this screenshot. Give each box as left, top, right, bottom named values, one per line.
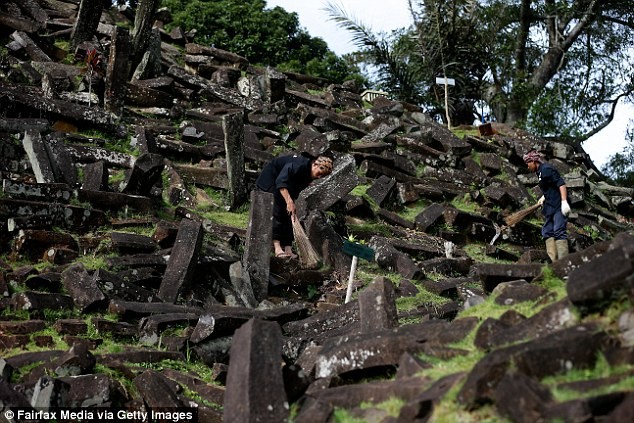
left=450, top=193, right=478, bottom=213
left=201, top=207, right=249, bottom=229
left=160, top=0, right=362, bottom=83
left=75, top=253, right=109, bottom=271
left=324, top=2, right=424, bottom=104
left=463, top=243, right=516, bottom=265
left=546, top=354, right=634, bottom=402
left=396, top=289, right=451, bottom=312
left=601, top=125, right=634, bottom=187
left=330, top=0, right=634, bottom=140
left=397, top=199, right=428, bottom=222
left=9, top=361, right=46, bottom=383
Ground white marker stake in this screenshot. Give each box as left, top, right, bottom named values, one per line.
left=344, top=255, right=359, bottom=304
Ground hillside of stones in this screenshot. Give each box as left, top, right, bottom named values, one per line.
left=1, top=1, right=634, bottom=422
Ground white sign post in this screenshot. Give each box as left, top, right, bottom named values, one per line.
left=436, top=76, right=455, bottom=130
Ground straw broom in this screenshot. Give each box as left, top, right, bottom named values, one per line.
left=292, top=215, right=320, bottom=269
left=504, top=203, right=541, bottom=227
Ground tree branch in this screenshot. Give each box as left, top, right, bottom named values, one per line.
left=578, top=91, right=633, bottom=143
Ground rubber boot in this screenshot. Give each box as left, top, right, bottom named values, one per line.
left=545, top=238, right=557, bottom=262
left=556, top=239, right=569, bottom=260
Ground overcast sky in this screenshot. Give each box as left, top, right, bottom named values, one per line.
left=265, top=0, right=630, bottom=168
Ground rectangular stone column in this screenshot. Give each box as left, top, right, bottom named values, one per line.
left=359, top=276, right=399, bottom=332
left=104, top=26, right=131, bottom=116
left=222, top=111, right=247, bottom=210
left=243, top=190, right=274, bottom=302
left=158, top=219, right=204, bottom=303
left=23, top=130, right=55, bottom=183
left=224, top=319, right=287, bottom=422
left=70, top=0, right=104, bottom=48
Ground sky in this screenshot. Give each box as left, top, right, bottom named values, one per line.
left=266, top=0, right=631, bottom=169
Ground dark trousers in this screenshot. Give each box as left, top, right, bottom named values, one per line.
left=542, top=209, right=567, bottom=240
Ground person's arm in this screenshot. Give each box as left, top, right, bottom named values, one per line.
left=559, top=184, right=571, bottom=216
left=559, top=185, right=567, bottom=202
left=279, top=188, right=295, bottom=215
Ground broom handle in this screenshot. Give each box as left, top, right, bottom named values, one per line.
left=344, top=255, right=359, bottom=304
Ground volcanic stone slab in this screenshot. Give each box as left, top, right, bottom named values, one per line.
left=473, top=263, right=544, bottom=292
left=305, top=375, right=429, bottom=414
left=168, top=65, right=263, bottom=110
left=105, top=252, right=167, bottom=271
left=122, top=153, right=164, bottom=196
left=104, top=26, right=130, bottom=115
left=1, top=180, right=72, bottom=202
left=242, top=190, right=274, bottom=302
left=376, top=208, right=415, bottom=229
left=282, top=299, right=360, bottom=341
left=139, top=312, right=199, bottom=342
left=61, top=263, right=106, bottom=312
left=11, top=291, right=74, bottom=312
left=171, top=163, right=229, bottom=189
left=314, top=318, right=477, bottom=379
left=296, top=153, right=359, bottom=221
left=134, top=369, right=184, bottom=408
left=53, top=319, right=88, bottom=336
left=76, top=189, right=153, bottom=213
left=109, top=232, right=158, bottom=254
left=0, top=81, right=117, bottom=132
left=158, top=218, right=204, bottom=303
left=397, top=373, right=466, bottom=421
left=162, top=368, right=225, bottom=406
left=97, top=270, right=160, bottom=304
left=108, top=299, right=204, bottom=319
left=14, top=229, right=78, bottom=261
left=23, top=129, right=55, bottom=183
left=222, top=111, right=248, bottom=210
left=58, top=373, right=127, bottom=408
left=30, top=375, right=70, bottom=409
left=96, top=350, right=184, bottom=367
left=370, top=236, right=424, bottom=280
left=415, top=203, right=446, bottom=232
left=65, top=143, right=134, bottom=168
left=365, top=175, right=396, bottom=208
left=493, top=372, right=553, bottom=423
left=566, top=243, right=634, bottom=314
left=0, top=319, right=45, bottom=334
left=224, top=319, right=287, bottom=423
left=358, top=277, right=399, bottom=332
left=458, top=324, right=606, bottom=408
left=91, top=318, right=138, bottom=337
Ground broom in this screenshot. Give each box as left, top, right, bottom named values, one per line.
left=292, top=215, right=320, bottom=269
left=504, top=203, right=541, bottom=227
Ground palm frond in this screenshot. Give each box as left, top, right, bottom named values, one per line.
left=323, top=1, right=381, bottom=52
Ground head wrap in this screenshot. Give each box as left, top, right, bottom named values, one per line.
left=522, top=150, right=543, bottom=164
left=314, top=156, right=333, bottom=174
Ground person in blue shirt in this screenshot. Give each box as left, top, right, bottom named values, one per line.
left=256, top=155, right=333, bottom=258
left=523, top=150, right=571, bottom=261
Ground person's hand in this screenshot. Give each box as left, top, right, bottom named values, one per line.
left=286, top=199, right=296, bottom=215
left=537, top=195, right=545, bottom=206
left=561, top=200, right=571, bottom=216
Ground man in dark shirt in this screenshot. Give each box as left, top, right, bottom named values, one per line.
left=256, top=154, right=333, bottom=258
left=523, top=150, right=571, bottom=261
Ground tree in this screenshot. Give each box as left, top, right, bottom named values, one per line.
left=602, top=125, right=634, bottom=188
left=328, top=1, right=634, bottom=141
left=480, top=0, right=634, bottom=144
left=159, top=0, right=362, bottom=84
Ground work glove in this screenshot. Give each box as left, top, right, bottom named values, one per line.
left=537, top=195, right=545, bottom=206
left=561, top=200, right=571, bottom=217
